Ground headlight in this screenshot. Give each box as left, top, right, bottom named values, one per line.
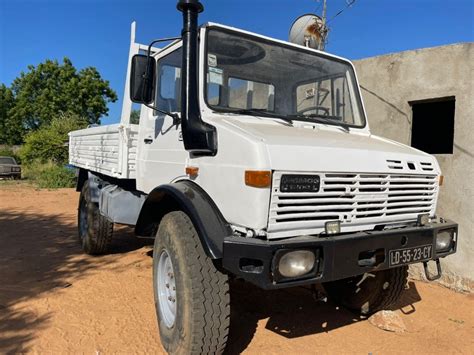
left=436, top=229, right=454, bottom=252
left=278, top=250, right=315, bottom=278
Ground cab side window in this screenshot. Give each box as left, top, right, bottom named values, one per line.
left=157, top=47, right=183, bottom=113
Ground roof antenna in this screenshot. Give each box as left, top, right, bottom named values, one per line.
left=289, top=0, right=328, bottom=51
left=289, top=0, right=357, bottom=51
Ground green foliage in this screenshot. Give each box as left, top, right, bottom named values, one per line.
left=37, top=165, right=76, bottom=189
left=20, top=112, right=88, bottom=165
left=0, top=146, right=21, bottom=163
left=22, top=161, right=76, bottom=188
left=130, top=109, right=141, bottom=124
left=0, top=84, right=18, bottom=145
left=3, top=57, right=117, bottom=143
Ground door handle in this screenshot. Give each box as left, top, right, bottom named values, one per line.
left=144, top=138, right=153, bottom=144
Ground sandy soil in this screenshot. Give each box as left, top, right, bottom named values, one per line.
left=0, top=182, right=473, bottom=354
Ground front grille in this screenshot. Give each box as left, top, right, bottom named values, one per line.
left=268, top=171, right=438, bottom=234
left=420, top=161, right=434, bottom=172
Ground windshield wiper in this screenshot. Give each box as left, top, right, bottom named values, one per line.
left=219, top=108, right=293, bottom=124
left=288, top=114, right=350, bottom=131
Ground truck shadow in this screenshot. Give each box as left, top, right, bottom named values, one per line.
left=0, top=210, right=144, bottom=354
left=0, top=208, right=423, bottom=354
left=225, top=279, right=422, bottom=354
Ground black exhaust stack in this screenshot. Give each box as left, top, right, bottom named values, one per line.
left=177, top=0, right=217, bottom=155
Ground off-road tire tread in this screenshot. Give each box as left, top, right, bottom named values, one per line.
left=79, top=182, right=113, bottom=255
left=156, top=211, right=230, bottom=355
left=372, top=265, right=408, bottom=312
left=324, top=266, right=408, bottom=315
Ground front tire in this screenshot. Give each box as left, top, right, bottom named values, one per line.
left=78, top=181, right=114, bottom=255
left=323, top=266, right=408, bottom=315
left=153, top=211, right=230, bottom=355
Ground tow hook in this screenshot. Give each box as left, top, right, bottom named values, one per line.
left=423, top=258, right=442, bottom=281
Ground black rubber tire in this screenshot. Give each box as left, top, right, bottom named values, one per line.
left=323, top=266, right=408, bottom=315
left=78, top=181, right=113, bottom=255
left=153, top=211, right=230, bottom=355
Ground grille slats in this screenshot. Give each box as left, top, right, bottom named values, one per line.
left=324, top=178, right=435, bottom=184
left=277, top=204, right=355, bottom=212
left=420, top=161, right=435, bottom=171
left=268, top=171, right=438, bottom=234
left=274, top=189, right=435, bottom=197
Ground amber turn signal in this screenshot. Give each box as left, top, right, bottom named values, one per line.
left=245, top=170, right=272, bottom=188
left=439, top=175, right=444, bottom=186
left=186, top=166, right=199, bottom=177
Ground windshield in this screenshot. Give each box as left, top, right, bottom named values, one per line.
left=205, top=28, right=366, bottom=128
left=0, top=157, right=16, bottom=165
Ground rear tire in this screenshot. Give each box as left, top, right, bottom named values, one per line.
left=153, top=211, right=230, bottom=355
left=323, top=266, right=408, bottom=315
left=78, top=181, right=113, bottom=255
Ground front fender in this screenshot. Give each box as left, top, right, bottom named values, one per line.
left=135, top=180, right=232, bottom=259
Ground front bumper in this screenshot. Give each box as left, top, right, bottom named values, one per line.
left=222, top=219, right=458, bottom=289
left=0, top=171, right=21, bottom=178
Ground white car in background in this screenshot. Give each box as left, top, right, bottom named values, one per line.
left=0, top=156, right=21, bottom=180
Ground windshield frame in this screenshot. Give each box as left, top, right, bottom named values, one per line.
left=202, top=24, right=368, bottom=130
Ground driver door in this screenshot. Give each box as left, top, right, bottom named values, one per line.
left=136, top=45, right=186, bottom=193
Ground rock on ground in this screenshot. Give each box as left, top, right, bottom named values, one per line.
left=368, top=310, right=406, bottom=333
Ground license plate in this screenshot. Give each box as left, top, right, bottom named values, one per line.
left=389, top=245, right=433, bottom=267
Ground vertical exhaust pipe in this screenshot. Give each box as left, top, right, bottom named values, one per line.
left=177, top=0, right=217, bottom=155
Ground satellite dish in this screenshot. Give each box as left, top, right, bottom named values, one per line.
left=289, top=14, right=326, bottom=50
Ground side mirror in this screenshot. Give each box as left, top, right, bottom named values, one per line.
left=130, top=54, right=156, bottom=104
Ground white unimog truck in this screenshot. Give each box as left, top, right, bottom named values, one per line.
left=69, top=1, right=458, bottom=353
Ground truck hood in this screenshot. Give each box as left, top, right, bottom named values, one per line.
left=221, top=118, right=439, bottom=175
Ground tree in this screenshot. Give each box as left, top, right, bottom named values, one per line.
left=20, top=112, right=88, bottom=165
left=9, top=57, right=117, bottom=136
left=130, top=109, right=141, bottom=124
left=0, top=84, right=20, bottom=144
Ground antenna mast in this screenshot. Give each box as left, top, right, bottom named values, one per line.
left=319, top=0, right=328, bottom=50
left=318, top=0, right=357, bottom=50
left=289, top=0, right=356, bottom=51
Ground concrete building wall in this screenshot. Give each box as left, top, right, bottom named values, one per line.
left=353, top=43, right=474, bottom=291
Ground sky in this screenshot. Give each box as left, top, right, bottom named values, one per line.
left=1, top=0, right=472, bottom=125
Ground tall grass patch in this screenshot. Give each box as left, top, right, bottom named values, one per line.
left=22, top=161, right=76, bottom=188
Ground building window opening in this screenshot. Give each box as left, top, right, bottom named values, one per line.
left=410, top=97, right=455, bottom=154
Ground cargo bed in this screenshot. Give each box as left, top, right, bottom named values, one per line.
left=68, top=124, right=139, bottom=179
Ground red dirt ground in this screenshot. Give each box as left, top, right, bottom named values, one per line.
left=1, top=183, right=473, bottom=354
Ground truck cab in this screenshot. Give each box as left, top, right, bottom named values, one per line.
left=69, top=1, right=458, bottom=354
left=137, top=23, right=441, bottom=238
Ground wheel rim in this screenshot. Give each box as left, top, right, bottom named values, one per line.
left=78, top=197, right=88, bottom=240
left=156, top=249, right=177, bottom=328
